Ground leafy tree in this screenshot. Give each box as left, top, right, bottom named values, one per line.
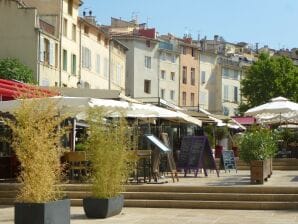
left=240, top=53, right=298, bottom=113
left=0, top=58, right=35, bottom=83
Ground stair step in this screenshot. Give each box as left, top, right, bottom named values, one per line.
left=124, top=200, right=298, bottom=210
left=0, top=198, right=15, bottom=205
left=124, top=186, right=298, bottom=194
left=123, top=192, right=298, bottom=202
left=0, top=191, right=17, bottom=198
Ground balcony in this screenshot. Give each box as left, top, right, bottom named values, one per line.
left=159, top=41, right=173, bottom=51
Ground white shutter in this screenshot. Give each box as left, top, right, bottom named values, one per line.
left=49, top=40, right=54, bottom=66
left=40, top=36, right=44, bottom=62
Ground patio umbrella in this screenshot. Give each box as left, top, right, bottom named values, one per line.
left=244, top=97, right=298, bottom=124
left=245, top=97, right=298, bottom=116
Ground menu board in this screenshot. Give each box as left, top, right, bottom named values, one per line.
left=177, top=136, right=218, bottom=177
left=220, top=150, right=237, bottom=172
left=145, top=134, right=171, bottom=152
left=176, top=136, right=193, bottom=168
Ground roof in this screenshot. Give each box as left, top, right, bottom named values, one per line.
left=183, top=111, right=216, bottom=123
left=57, top=88, right=121, bottom=99
left=232, top=116, right=256, bottom=125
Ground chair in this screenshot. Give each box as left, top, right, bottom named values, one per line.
left=135, top=150, right=152, bottom=183
left=64, top=151, right=88, bottom=181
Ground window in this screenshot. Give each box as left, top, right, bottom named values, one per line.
left=104, top=58, right=108, bottom=78
left=181, top=46, right=186, bottom=55
left=146, top=40, right=151, bottom=48
left=144, top=80, right=151, bottom=94
left=97, top=33, right=101, bottom=42
left=63, top=49, right=67, bottom=71
left=182, top=92, right=186, bottom=106
left=223, top=68, right=229, bottom=78
left=72, top=24, right=76, bottom=41
left=96, top=54, right=100, bottom=74
left=171, top=55, right=176, bottom=63
left=201, top=71, right=206, bottom=84
left=191, top=68, right=195, bottom=85
left=182, top=66, right=187, bottom=84
left=234, top=86, right=238, bottom=103
left=63, top=18, right=67, bottom=37
left=161, top=89, right=165, bottom=99
left=145, top=56, right=151, bottom=69
left=170, top=90, right=175, bottom=100
left=233, top=70, right=239, bottom=80
left=84, top=25, right=89, bottom=35
left=68, top=0, right=73, bottom=15
left=160, top=52, right=166, bottom=61
left=223, top=85, right=229, bottom=101
left=223, top=106, right=229, bottom=116
left=104, top=38, right=109, bottom=47
left=191, top=93, right=195, bottom=106
left=170, top=72, right=175, bottom=81
left=161, top=70, right=166, bottom=79
left=191, top=48, right=195, bottom=57
left=40, top=37, right=50, bottom=64
left=82, top=46, right=91, bottom=69
left=71, top=54, right=76, bottom=75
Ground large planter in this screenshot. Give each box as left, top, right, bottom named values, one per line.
left=83, top=195, right=124, bottom=219
left=15, top=199, right=70, bottom=224
left=250, top=159, right=272, bottom=184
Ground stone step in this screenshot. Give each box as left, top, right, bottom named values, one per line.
left=124, top=185, right=298, bottom=194
left=64, top=191, right=298, bottom=202
left=0, top=191, right=17, bottom=198
left=123, top=199, right=298, bottom=210
left=0, top=198, right=14, bottom=205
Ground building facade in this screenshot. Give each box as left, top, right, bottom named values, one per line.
left=178, top=38, right=200, bottom=108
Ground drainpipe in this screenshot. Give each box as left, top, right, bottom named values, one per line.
left=58, top=0, right=63, bottom=87
left=108, top=39, right=112, bottom=90
left=157, top=49, right=160, bottom=104
left=78, top=21, right=82, bottom=85
left=37, top=28, right=41, bottom=85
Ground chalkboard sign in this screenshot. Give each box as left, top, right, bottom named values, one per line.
left=177, top=136, right=219, bottom=177
left=176, top=136, right=193, bottom=168
left=220, top=150, right=237, bottom=172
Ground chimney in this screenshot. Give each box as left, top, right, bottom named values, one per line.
left=214, top=35, right=219, bottom=41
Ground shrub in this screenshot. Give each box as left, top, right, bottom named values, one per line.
left=4, top=97, right=66, bottom=203
left=84, top=108, right=136, bottom=199
left=239, top=128, right=277, bottom=163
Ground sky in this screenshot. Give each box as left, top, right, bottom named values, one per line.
left=80, top=0, right=298, bottom=50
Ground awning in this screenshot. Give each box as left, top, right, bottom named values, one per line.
left=0, top=79, right=57, bottom=100
left=232, top=116, right=256, bottom=125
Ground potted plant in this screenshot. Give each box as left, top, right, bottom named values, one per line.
left=239, top=128, right=277, bottom=184
left=214, top=126, right=229, bottom=158
left=4, top=97, right=70, bottom=224
left=82, top=108, right=136, bottom=219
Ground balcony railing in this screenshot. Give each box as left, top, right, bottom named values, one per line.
left=159, top=41, right=173, bottom=51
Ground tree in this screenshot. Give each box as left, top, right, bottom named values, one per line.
left=240, top=53, right=298, bottom=113
left=0, top=58, right=35, bottom=83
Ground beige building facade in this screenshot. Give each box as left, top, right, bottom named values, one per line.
left=178, top=40, right=200, bottom=108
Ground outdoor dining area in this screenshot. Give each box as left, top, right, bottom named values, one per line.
left=0, top=82, right=297, bottom=184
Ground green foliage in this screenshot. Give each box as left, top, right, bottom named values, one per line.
left=4, top=97, right=67, bottom=203
left=84, top=108, right=136, bottom=199
left=240, top=53, right=298, bottom=113
left=0, top=58, right=35, bottom=83
left=239, top=128, right=278, bottom=163
left=204, top=125, right=215, bottom=148
left=214, top=126, right=229, bottom=141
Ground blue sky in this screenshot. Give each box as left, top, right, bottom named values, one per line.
left=80, top=0, right=298, bottom=50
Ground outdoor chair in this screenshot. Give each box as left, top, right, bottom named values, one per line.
left=64, top=151, right=89, bottom=181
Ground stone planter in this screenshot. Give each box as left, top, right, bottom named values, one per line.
left=15, top=199, right=70, bottom=224
left=83, top=195, right=124, bottom=219
left=250, top=159, right=272, bottom=184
